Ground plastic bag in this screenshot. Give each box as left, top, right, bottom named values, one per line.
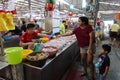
left=0, top=12, right=15, bottom=31
left=0, top=12, right=9, bottom=31
left=4, top=13, right=15, bottom=30
left=33, top=43, right=44, bottom=53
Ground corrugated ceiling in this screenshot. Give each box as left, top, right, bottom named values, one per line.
left=0, top=0, right=120, bottom=17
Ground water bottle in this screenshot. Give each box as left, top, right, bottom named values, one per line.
left=95, top=62, right=100, bottom=73
left=95, top=57, right=102, bottom=73
left=95, top=55, right=106, bottom=74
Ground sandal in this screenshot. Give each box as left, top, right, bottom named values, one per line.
left=88, top=77, right=95, bottom=80
left=80, top=71, right=87, bottom=76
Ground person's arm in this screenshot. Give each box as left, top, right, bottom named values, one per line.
left=93, top=54, right=99, bottom=58
left=88, top=31, right=93, bottom=53
left=61, top=32, right=73, bottom=36
left=103, top=66, right=109, bottom=78
left=19, top=41, right=34, bottom=46
left=37, top=33, right=48, bottom=37
left=109, top=25, right=112, bottom=31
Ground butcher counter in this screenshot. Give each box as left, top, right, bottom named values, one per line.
left=23, top=41, right=80, bottom=80
left=0, top=40, right=80, bottom=80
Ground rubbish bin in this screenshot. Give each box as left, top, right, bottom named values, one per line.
left=4, top=47, right=23, bottom=65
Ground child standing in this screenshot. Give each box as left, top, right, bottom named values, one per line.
left=95, top=22, right=101, bottom=45
left=95, top=44, right=111, bottom=80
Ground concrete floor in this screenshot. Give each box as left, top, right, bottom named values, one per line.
left=62, top=39, right=120, bottom=80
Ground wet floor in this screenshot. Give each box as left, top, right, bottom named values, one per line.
left=62, top=39, right=120, bottom=80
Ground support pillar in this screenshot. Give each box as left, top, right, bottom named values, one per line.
left=94, top=0, right=99, bottom=27
left=45, top=11, right=53, bottom=32
left=11, top=64, right=24, bottom=80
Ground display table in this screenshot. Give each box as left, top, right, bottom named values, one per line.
left=0, top=64, right=24, bottom=80
left=23, top=41, right=80, bottom=80
left=0, top=37, right=23, bottom=80
left=0, top=40, right=80, bottom=80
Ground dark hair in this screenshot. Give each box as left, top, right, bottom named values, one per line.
left=79, top=16, right=89, bottom=25
left=22, top=21, right=26, bottom=24
left=62, top=20, right=66, bottom=23
left=97, top=22, right=100, bottom=26
left=102, top=44, right=111, bottom=53
left=34, top=19, right=37, bottom=23
left=27, top=23, right=35, bottom=29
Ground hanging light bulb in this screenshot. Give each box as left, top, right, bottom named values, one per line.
left=82, top=0, right=87, bottom=8
left=70, top=5, right=74, bottom=9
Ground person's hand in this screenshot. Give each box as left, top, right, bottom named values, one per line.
left=87, top=48, right=92, bottom=54
left=57, top=35, right=62, bottom=37
left=103, top=73, right=106, bottom=78
left=44, top=34, right=49, bottom=37
left=28, top=44, right=34, bottom=49
left=93, top=54, right=98, bottom=58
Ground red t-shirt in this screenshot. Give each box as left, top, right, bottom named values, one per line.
left=73, top=25, right=93, bottom=47
left=20, top=32, right=38, bottom=43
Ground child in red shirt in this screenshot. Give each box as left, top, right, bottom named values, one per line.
left=20, top=23, right=47, bottom=49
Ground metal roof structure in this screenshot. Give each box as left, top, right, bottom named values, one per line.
left=0, top=0, right=120, bottom=19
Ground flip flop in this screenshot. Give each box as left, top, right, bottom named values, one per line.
left=88, top=77, right=95, bottom=80
left=80, top=72, right=87, bottom=76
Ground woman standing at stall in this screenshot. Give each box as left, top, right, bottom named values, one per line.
left=62, top=16, right=94, bottom=80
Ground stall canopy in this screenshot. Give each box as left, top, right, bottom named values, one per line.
left=99, top=0, right=120, bottom=20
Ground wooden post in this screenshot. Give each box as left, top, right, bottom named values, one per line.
left=94, top=0, right=99, bottom=28
left=11, top=64, right=24, bottom=80
left=6, top=66, right=13, bottom=79
left=0, top=33, right=5, bottom=56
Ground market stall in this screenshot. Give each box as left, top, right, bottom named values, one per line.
left=0, top=35, right=80, bottom=80
left=23, top=35, right=80, bottom=80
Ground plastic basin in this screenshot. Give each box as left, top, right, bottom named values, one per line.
left=40, top=37, right=49, bottom=43
left=26, top=53, right=49, bottom=67
left=22, top=49, right=33, bottom=59
left=4, top=47, right=23, bottom=65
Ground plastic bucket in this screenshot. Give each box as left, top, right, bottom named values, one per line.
left=4, top=47, right=23, bottom=65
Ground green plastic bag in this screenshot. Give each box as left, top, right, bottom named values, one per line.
left=33, top=43, right=44, bottom=53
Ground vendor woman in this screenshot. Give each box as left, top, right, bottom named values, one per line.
left=20, top=23, right=48, bottom=49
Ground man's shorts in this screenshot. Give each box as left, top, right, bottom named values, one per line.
left=110, top=32, right=118, bottom=38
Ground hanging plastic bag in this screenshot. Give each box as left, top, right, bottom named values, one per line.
left=0, top=12, right=9, bottom=31
left=4, top=12, right=15, bottom=30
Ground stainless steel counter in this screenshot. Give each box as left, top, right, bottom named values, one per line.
left=23, top=41, right=80, bottom=80
left=0, top=61, right=8, bottom=70
left=0, top=56, right=8, bottom=70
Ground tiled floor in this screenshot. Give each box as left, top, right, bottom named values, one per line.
left=62, top=39, right=120, bottom=80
